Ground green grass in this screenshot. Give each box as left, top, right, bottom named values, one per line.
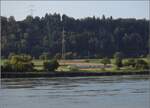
left=85, top=58, right=149, bottom=64
left=32, top=60, right=43, bottom=66
left=0, top=59, right=8, bottom=65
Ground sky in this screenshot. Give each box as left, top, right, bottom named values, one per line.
left=1, top=1, right=149, bottom=21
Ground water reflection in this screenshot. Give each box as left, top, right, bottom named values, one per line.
left=1, top=75, right=150, bottom=108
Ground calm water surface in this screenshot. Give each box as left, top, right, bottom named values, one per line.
left=0, top=75, right=150, bottom=108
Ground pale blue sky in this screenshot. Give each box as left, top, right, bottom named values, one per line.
left=1, top=1, right=149, bottom=21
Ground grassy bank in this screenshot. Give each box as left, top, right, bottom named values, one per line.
left=1, top=58, right=149, bottom=73
left=1, top=70, right=149, bottom=78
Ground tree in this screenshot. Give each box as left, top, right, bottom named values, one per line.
left=122, top=33, right=143, bottom=57
left=1, top=14, right=149, bottom=58
left=123, top=59, right=136, bottom=67
left=8, top=16, right=16, bottom=22
left=114, top=52, right=123, bottom=68
left=101, top=57, right=111, bottom=69
left=102, top=14, right=106, bottom=20
left=2, top=54, right=34, bottom=72
left=135, top=59, right=149, bottom=70
left=43, top=59, right=59, bottom=71
left=25, top=15, right=33, bottom=23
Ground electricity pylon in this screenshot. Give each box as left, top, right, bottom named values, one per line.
left=62, top=27, right=66, bottom=59
left=28, top=5, right=35, bottom=16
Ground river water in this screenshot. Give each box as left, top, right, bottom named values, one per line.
left=0, top=75, right=150, bottom=108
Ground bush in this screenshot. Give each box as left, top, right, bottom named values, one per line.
left=11, top=62, right=34, bottom=72
left=114, top=52, right=123, bottom=68
left=101, top=57, right=111, bottom=66
left=67, top=65, right=79, bottom=71
left=135, top=59, right=149, bottom=70
left=114, top=58, right=123, bottom=68
left=1, top=61, right=12, bottom=72
left=2, top=54, right=34, bottom=72
left=2, top=61, right=34, bottom=72
left=85, top=59, right=90, bottom=63
left=123, top=59, right=136, bottom=67
left=43, top=59, right=59, bottom=71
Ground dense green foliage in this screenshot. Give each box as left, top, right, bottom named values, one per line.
left=123, top=59, right=149, bottom=70
left=101, top=57, right=111, bottom=66
left=135, top=59, right=149, bottom=70
left=124, top=59, right=136, bottom=67
left=1, top=55, right=34, bottom=72
left=43, top=59, right=59, bottom=71
left=114, top=52, right=123, bottom=68
left=67, top=65, right=79, bottom=71
left=1, top=14, right=149, bottom=58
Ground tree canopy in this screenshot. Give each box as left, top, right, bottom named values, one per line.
left=1, top=13, right=149, bottom=58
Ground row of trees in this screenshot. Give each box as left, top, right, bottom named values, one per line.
left=1, top=13, right=149, bottom=58
left=1, top=53, right=149, bottom=72
left=1, top=55, right=59, bottom=72
left=100, top=52, right=149, bottom=70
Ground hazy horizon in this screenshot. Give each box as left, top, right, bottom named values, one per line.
left=1, top=1, right=149, bottom=21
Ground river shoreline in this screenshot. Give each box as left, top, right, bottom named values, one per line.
left=1, top=70, right=149, bottom=78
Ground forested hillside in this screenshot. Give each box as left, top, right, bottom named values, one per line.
left=1, top=13, right=149, bottom=58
